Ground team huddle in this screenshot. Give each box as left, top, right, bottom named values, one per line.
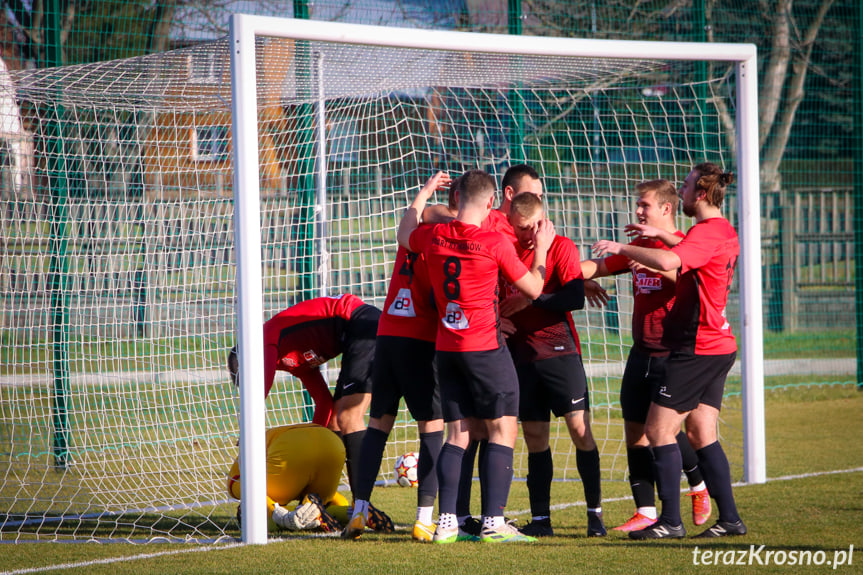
left=227, top=162, right=746, bottom=543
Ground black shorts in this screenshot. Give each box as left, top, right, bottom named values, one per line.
left=620, top=347, right=668, bottom=424
left=653, top=350, right=736, bottom=412
left=369, top=335, right=441, bottom=422
left=517, top=354, right=589, bottom=421
left=436, top=346, right=519, bottom=422
left=333, top=304, right=380, bottom=401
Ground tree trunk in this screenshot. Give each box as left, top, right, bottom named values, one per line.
left=759, top=0, right=792, bottom=150
left=761, top=0, right=835, bottom=192
left=148, top=0, right=177, bottom=54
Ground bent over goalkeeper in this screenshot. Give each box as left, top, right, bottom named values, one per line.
left=227, top=423, right=349, bottom=532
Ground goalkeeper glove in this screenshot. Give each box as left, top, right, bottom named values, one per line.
left=305, top=493, right=342, bottom=532
left=366, top=502, right=394, bottom=533
left=272, top=499, right=322, bottom=531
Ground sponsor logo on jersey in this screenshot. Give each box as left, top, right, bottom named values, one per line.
left=720, top=306, right=730, bottom=331
left=635, top=272, right=662, bottom=294
left=442, top=302, right=470, bottom=330
left=387, top=288, right=416, bottom=317
left=302, top=350, right=325, bottom=367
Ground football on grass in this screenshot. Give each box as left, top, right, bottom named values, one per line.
left=393, top=452, right=419, bottom=487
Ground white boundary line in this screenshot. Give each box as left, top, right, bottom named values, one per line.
left=3, top=466, right=860, bottom=574
left=1, top=542, right=245, bottom=575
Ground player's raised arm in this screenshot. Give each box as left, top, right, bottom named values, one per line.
left=397, top=171, right=451, bottom=249
left=421, top=203, right=456, bottom=224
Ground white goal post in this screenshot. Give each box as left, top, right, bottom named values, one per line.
left=229, top=14, right=765, bottom=544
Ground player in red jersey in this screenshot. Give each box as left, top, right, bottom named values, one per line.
left=497, top=191, right=606, bottom=538
left=582, top=180, right=711, bottom=532
left=228, top=293, right=384, bottom=514
left=399, top=169, right=553, bottom=543
left=593, top=163, right=745, bottom=539
left=343, top=172, right=452, bottom=542
left=419, top=165, right=543, bottom=536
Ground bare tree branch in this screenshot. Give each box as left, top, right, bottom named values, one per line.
left=59, top=0, right=77, bottom=64
left=758, top=0, right=792, bottom=150
left=148, top=0, right=177, bottom=53
left=761, top=0, right=836, bottom=191
left=703, top=0, right=738, bottom=159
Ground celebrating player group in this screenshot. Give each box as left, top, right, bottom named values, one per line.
left=227, top=161, right=745, bottom=543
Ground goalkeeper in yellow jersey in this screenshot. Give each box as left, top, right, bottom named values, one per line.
left=227, top=423, right=353, bottom=532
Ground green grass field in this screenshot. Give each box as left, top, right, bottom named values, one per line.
left=0, top=383, right=860, bottom=575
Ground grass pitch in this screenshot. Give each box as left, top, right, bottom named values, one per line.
left=0, top=383, right=860, bottom=575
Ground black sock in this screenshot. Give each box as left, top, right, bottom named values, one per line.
left=653, top=443, right=683, bottom=526
left=437, top=443, right=465, bottom=515
left=342, top=430, right=366, bottom=497
left=676, top=430, right=704, bottom=487
left=626, top=445, right=656, bottom=509
left=352, top=427, right=388, bottom=501
left=477, top=439, right=489, bottom=515
left=526, top=448, right=553, bottom=517
left=576, top=447, right=602, bottom=509
left=417, top=430, right=443, bottom=508
left=480, top=443, right=514, bottom=518
left=456, top=440, right=478, bottom=517
left=696, top=441, right=741, bottom=523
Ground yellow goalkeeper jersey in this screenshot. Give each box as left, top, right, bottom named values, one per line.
left=227, top=423, right=346, bottom=512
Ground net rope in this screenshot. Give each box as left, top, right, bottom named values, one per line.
left=0, top=34, right=738, bottom=541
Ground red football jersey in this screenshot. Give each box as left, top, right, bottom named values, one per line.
left=665, top=217, right=739, bottom=355
left=604, top=231, right=685, bottom=354
left=502, top=235, right=583, bottom=363
left=483, top=209, right=516, bottom=241
left=409, top=220, right=529, bottom=352
left=262, top=294, right=366, bottom=426
left=377, top=244, right=437, bottom=342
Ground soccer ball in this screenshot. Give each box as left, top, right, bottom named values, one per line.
left=393, top=452, right=419, bottom=487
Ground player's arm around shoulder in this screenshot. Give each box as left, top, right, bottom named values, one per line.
left=398, top=171, right=451, bottom=249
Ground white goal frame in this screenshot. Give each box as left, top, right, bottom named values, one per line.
left=229, top=13, right=765, bottom=544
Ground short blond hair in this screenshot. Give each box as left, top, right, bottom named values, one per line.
left=509, top=190, right=543, bottom=219
left=636, top=179, right=678, bottom=214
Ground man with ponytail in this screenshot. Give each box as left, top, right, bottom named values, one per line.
left=592, top=162, right=746, bottom=539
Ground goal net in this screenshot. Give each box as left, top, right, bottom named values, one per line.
left=0, top=17, right=762, bottom=542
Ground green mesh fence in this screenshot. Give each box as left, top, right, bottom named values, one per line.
left=1, top=0, right=855, bottom=356
left=0, top=0, right=858, bottom=542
